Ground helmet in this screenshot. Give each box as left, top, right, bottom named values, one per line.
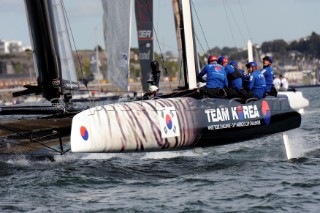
left=246, top=61, right=258, bottom=69
left=229, top=61, right=238, bottom=67
left=263, top=56, right=273, bottom=63
left=217, top=56, right=228, bottom=65
left=148, top=85, right=158, bottom=92
left=207, top=55, right=218, bottom=63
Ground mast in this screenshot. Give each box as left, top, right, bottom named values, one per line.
left=172, top=0, right=198, bottom=90
left=90, top=27, right=104, bottom=83
left=135, top=0, right=154, bottom=92
left=24, top=0, right=62, bottom=101
left=247, top=39, right=253, bottom=62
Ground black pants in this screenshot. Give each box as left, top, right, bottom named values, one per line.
left=199, top=86, right=227, bottom=98
left=265, top=86, right=278, bottom=97
left=226, top=88, right=258, bottom=103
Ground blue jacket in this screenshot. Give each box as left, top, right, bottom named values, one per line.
left=245, top=70, right=266, bottom=99
left=224, top=64, right=242, bottom=91
left=260, top=66, right=273, bottom=92
left=197, top=63, right=228, bottom=89
left=239, top=69, right=244, bottom=76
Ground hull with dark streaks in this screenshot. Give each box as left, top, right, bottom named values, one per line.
left=70, top=94, right=301, bottom=153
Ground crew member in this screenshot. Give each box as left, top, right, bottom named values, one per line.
left=244, top=62, right=266, bottom=99
left=225, top=61, right=243, bottom=91
left=217, top=56, right=228, bottom=67
left=261, top=56, right=274, bottom=95
left=197, top=55, right=228, bottom=97
left=143, top=85, right=158, bottom=100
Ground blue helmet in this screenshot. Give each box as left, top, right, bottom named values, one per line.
left=246, top=61, right=258, bottom=69
left=217, top=56, right=228, bottom=65
left=229, top=61, right=238, bottom=67
left=263, top=56, right=273, bottom=63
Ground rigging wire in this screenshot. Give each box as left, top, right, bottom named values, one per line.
left=224, top=0, right=247, bottom=45
left=238, top=0, right=252, bottom=40
left=144, top=0, right=172, bottom=91
left=60, top=1, right=94, bottom=106
left=222, top=0, right=237, bottom=48
left=190, top=0, right=211, bottom=55
left=193, top=33, right=206, bottom=57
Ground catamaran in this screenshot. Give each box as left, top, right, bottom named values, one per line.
left=70, top=0, right=302, bottom=155
left=0, top=0, right=305, bottom=160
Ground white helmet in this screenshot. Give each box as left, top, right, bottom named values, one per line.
left=148, top=85, right=158, bottom=92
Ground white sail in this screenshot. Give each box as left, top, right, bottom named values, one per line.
left=51, top=0, right=79, bottom=89
left=101, top=0, right=132, bottom=91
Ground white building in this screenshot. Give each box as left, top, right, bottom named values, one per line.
left=0, top=39, right=24, bottom=54
left=285, top=70, right=303, bottom=82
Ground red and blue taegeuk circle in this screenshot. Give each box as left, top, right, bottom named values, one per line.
left=80, top=126, right=89, bottom=141
left=262, top=100, right=271, bottom=125
left=237, top=105, right=244, bottom=120
left=165, top=114, right=173, bottom=130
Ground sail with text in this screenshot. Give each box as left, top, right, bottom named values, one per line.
left=101, top=0, right=132, bottom=92
left=135, top=0, right=154, bottom=92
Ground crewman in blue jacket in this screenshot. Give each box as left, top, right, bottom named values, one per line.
left=261, top=56, right=274, bottom=95
left=245, top=62, right=266, bottom=99
left=197, top=55, right=228, bottom=97
left=225, top=61, right=243, bottom=91
left=217, top=56, right=228, bottom=67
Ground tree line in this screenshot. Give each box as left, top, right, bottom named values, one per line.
left=206, top=32, right=320, bottom=66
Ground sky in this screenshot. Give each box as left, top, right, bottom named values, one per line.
left=1, top=0, right=320, bottom=55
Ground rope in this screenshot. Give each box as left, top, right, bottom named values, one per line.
left=194, top=33, right=207, bottom=57
left=190, top=0, right=211, bottom=55
left=61, top=1, right=94, bottom=106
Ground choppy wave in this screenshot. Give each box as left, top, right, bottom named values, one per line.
left=1, top=88, right=320, bottom=212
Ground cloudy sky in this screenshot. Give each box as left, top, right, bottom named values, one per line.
left=1, top=0, right=320, bottom=54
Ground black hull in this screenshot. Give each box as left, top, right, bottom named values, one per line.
left=198, top=111, right=300, bottom=147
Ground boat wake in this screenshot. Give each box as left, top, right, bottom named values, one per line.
left=283, top=128, right=320, bottom=160
left=62, top=149, right=209, bottom=161
left=141, top=149, right=208, bottom=160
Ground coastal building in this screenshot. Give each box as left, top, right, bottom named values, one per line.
left=0, top=39, right=24, bottom=54
left=0, top=73, right=36, bottom=89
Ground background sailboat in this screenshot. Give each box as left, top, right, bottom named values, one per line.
left=0, top=0, right=90, bottom=158
left=101, top=0, right=154, bottom=93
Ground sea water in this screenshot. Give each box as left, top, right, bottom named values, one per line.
left=0, top=88, right=319, bottom=212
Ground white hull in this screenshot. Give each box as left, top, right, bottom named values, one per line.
left=278, top=91, right=309, bottom=113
